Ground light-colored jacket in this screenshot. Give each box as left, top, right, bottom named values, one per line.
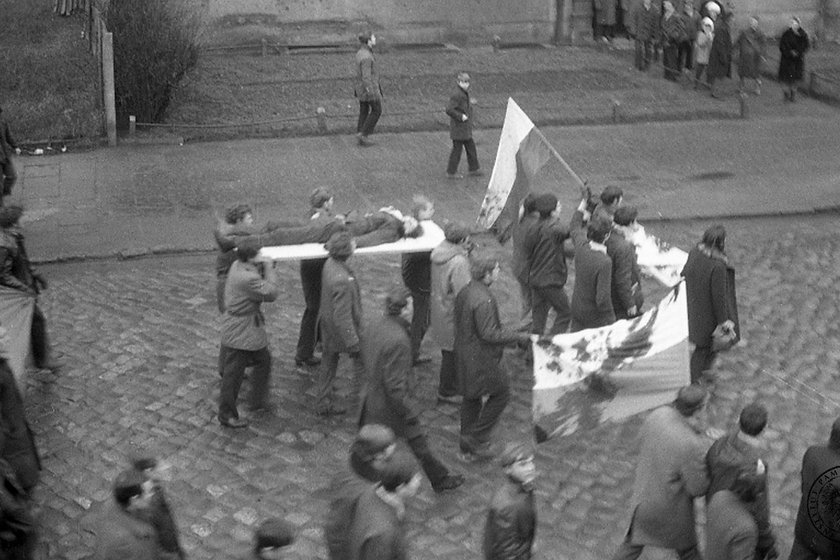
left=695, top=28, right=714, bottom=65
left=429, top=240, right=471, bottom=351
left=627, top=405, right=709, bottom=549
left=221, top=260, right=279, bottom=350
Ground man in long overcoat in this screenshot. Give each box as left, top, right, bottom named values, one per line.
left=354, top=32, right=382, bottom=146
left=430, top=222, right=472, bottom=403
left=681, top=224, right=738, bottom=384
left=445, top=72, right=480, bottom=178
left=317, top=231, right=365, bottom=416
left=359, top=287, right=464, bottom=494
left=454, top=255, right=528, bottom=459
left=569, top=204, right=615, bottom=332
left=611, top=385, right=711, bottom=560
left=789, top=416, right=840, bottom=560
left=778, top=17, right=810, bottom=102
left=707, top=8, right=732, bottom=97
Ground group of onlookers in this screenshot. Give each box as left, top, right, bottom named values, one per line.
left=624, top=0, right=810, bottom=100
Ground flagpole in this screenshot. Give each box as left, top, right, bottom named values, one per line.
left=531, top=126, right=586, bottom=188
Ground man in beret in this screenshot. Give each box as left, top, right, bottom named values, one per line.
left=522, top=192, right=572, bottom=337
left=218, top=238, right=279, bottom=428
left=359, top=287, right=465, bottom=493
left=317, top=231, right=365, bottom=416
left=483, top=442, right=538, bottom=560
left=454, top=254, right=530, bottom=460
left=611, top=385, right=714, bottom=560
left=430, top=221, right=473, bottom=404
left=354, top=31, right=382, bottom=147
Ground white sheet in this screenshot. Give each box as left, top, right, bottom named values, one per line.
left=257, top=220, right=445, bottom=261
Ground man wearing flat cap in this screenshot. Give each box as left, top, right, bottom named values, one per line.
left=359, top=287, right=465, bottom=493
left=521, top=192, right=572, bottom=337
left=317, top=231, right=365, bottom=416
left=611, top=385, right=713, bottom=560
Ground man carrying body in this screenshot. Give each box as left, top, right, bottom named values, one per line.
left=400, top=196, right=435, bottom=364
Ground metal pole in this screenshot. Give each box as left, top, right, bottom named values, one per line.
left=102, top=32, right=117, bottom=146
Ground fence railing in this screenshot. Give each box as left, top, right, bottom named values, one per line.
left=86, top=1, right=117, bottom=146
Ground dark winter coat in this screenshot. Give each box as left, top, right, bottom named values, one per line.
left=632, top=3, right=661, bottom=41
left=320, top=257, right=364, bottom=354
left=453, top=281, right=521, bottom=399
left=346, top=486, right=408, bottom=560
left=401, top=252, right=430, bottom=294
left=522, top=217, right=570, bottom=289
left=735, top=27, right=765, bottom=80
left=0, top=117, right=17, bottom=164
left=793, top=441, right=840, bottom=559
left=605, top=229, right=643, bottom=319
left=569, top=211, right=614, bottom=330
left=705, top=431, right=775, bottom=554
left=0, top=359, right=40, bottom=492
left=681, top=243, right=739, bottom=348
left=359, top=314, right=422, bottom=440
left=511, top=212, right=540, bottom=286
left=778, top=27, right=810, bottom=83
left=354, top=45, right=382, bottom=102
left=446, top=85, right=473, bottom=141
left=483, top=480, right=536, bottom=560
left=707, top=17, right=732, bottom=80
left=705, top=490, right=758, bottom=560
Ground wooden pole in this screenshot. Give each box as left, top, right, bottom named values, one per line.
left=531, top=124, right=586, bottom=188
left=102, top=32, right=117, bottom=146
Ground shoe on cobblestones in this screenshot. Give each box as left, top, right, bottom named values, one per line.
left=432, top=473, right=465, bottom=493
left=295, top=356, right=321, bottom=367
left=219, top=416, right=248, bottom=428
left=316, top=404, right=347, bottom=417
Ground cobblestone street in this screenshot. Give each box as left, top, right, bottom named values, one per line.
left=26, top=214, right=840, bottom=559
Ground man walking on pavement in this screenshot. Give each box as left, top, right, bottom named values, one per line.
left=0, top=106, right=20, bottom=206
left=400, top=196, right=435, bottom=365
left=454, top=254, right=530, bottom=460
left=354, top=31, right=382, bottom=147
left=359, top=286, right=465, bottom=494
left=789, top=416, right=840, bottom=560
left=445, top=71, right=482, bottom=179
left=317, top=231, right=365, bottom=416
left=218, top=238, right=279, bottom=428
left=611, top=385, right=715, bottom=560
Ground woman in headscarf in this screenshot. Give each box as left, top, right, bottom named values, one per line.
left=778, top=16, right=810, bottom=102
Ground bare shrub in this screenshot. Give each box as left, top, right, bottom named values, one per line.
left=106, top=0, right=203, bottom=123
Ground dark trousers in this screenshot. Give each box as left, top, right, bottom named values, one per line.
left=1, top=158, right=16, bottom=200
left=296, top=259, right=325, bottom=360
left=407, top=433, right=449, bottom=487
left=531, top=285, right=571, bottom=336
left=408, top=288, right=430, bottom=361
left=460, top=384, right=510, bottom=446
left=446, top=138, right=479, bottom=175
left=317, top=350, right=365, bottom=409
left=31, top=305, right=50, bottom=368
left=438, top=349, right=458, bottom=397
left=689, top=345, right=716, bottom=384
left=357, top=100, right=381, bottom=138
left=663, top=42, right=680, bottom=81
left=634, top=39, right=654, bottom=70
left=218, top=345, right=271, bottom=421
left=678, top=40, right=693, bottom=70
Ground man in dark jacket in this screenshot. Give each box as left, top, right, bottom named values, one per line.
left=607, top=206, right=643, bottom=320
left=522, top=193, right=572, bottom=336
left=483, top=442, right=537, bottom=560
left=510, top=194, right=539, bottom=332
left=705, top=471, right=761, bottom=560
left=681, top=224, right=738, bottom=384
left=0, top=206, right=62, bottom=372
left=706, top=403, right=777, bottom=560
left=359, top=287, right=464, bottom=494
left=789, top=416, right=840, bottom=560
left=445, top=72, right=481, bottom=179
left=346, top=450, right=421, bottom=560
left=454, top=254, right=529, bottom=460
left=569, top=201, right=615, bottom=332
left=632, top=0, right=660, bottom=70
left=0, top=107, right=19, bottom=205
left=400, top=196, right=435, bottom=364
left=354, top=32, right=382, bottom=147
left=317, top=231, right=365, bottom=416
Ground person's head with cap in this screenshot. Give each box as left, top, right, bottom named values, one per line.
left=358, top=31, right=376, bottom=47
left=829, top=416, right=840, bottom=450
left=599, top=185, right=623, bottom=211
left=533, top=193, right=558, bottom=219
left=384, top=285, right=412, bottom=322
left=738, top=403, right=768, bottom=437
left=309, top=187, right=333, bottom=214
left=325, top=230, right=355, bottom=261
left=253, top=517, right=295, bottom=559
left=377, top=449, right=421, bottom=500
left=469, top=251, right=500, bottom=285
left=790, top=16, right=801, bottom=31
left=113, top=468, right=153, bottom=512
left=500, top=441, right=537, bottom=490
left=674, top=384, right=708, bottom=418
left=702, top=16, right=715, bottom=31
left=443, top=221, right=470, bottom=246
left=350, top=424, right=397, bottom=481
